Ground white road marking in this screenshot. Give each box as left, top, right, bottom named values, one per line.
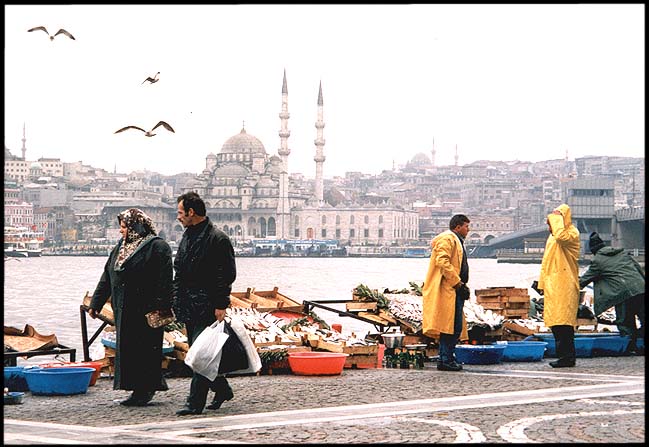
left=117, top=380, right=643, bottom=438
left=3, top=433, right=93, bottom=444
left=497, top=409, right=645, bottom=443
left=404, top=417, right=486, bottom=443
left=578, top=398, right=645, bottom=406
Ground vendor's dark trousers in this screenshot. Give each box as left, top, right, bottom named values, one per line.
left=615, top=293, right=645, bottom=352
left=550, top=325, right=576, bottom=365
left=438, top=293, right=465, bottom=364
left=185, top=320, right=232, bottom=411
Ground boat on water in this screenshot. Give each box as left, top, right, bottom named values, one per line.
left=4, top=226, right=44, bottom=258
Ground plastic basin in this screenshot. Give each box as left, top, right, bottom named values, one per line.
left=531, top=334, right=595, bottom=358
left=288, top=352, right=348, bottom=375
left=454, top=344, right=506, bottom=365
left=40, top=361, right=103, bottom=386
left=4, top=366, right=30, bottom=392
left=501, top=341, right=548, bottom=362
left=591, top=336, right=630, bottom=357
left=23, top=367, right=94, bottom=395
left=4, top=391, right=25, bottom=405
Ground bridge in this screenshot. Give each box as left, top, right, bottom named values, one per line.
left=469, top=206, right=644, bottom=258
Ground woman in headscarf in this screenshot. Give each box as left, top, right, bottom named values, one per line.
left=538, top=203, right=581, bottom=368
left=89, top=208, right=173, bottom=406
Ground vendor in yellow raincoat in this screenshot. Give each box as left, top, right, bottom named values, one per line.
left=538, top=203, right=581, bottom=368
left=422, top=214, right=471, bottom=371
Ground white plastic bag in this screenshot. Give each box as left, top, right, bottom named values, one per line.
left=226, top=316, right=262, bottom=375
left=184, top=320, right=229, bottom=381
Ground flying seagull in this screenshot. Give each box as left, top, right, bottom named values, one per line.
left=28, top=26, right=75, bottom=41
left=114, top=121, right=175, bottom=137
left=142, top=72, right=160, bottom=85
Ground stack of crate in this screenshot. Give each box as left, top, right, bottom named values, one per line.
left=474, top=287, right=530, bottom=320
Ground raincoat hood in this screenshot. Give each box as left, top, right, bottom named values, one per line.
left=555, top=203, right=572, bottom=227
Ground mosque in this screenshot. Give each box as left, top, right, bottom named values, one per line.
left=180, top=70, right=419, bottom=247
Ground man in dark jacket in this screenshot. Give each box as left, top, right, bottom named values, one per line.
left=173, top=192, right=237, bottom=415
left=579, top=232, right=645, bottom=355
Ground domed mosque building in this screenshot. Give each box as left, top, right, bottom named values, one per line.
left=181, top=71, right=418, bottom=250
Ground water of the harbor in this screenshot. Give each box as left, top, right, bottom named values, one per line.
left=5, top=256, right=561, bottom=365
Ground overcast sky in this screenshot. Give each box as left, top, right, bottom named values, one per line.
left=4, top=4, right=645, bottom=178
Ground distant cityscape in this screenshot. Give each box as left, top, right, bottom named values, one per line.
left=5, top=123, right=644, bottom=259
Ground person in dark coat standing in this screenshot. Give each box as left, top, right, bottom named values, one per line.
left=579, top=232, right=645, bottom=355
left=173, top=192, right=237, bottom=416
left=89, top=208, right=173, bottom=406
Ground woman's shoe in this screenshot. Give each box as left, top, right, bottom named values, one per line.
left=206, top=387, right=234, bottom=410
left=120, top=391, right=155, bottom=406
left=549, top=359, right=575, bottom=368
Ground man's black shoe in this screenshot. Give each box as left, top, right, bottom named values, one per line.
left=437, top=361, right=463, bottom=371
left=549, top=359, right=576, bottom=368
left=206, top=387, right=234, bottom=410
left=176, top=406, right=202, bottom=416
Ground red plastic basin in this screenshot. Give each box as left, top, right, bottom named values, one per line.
left=288, top=352, right=348, bottom=376
left=40, top=361, right=102, bottom=386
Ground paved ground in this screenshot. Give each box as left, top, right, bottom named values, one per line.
left=4, top=355, right=645, bottom=444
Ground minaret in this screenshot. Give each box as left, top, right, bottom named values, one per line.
left=454, top=144, right=459, bottom=166
left=21, top=123, right=27, bottom=160
left=431, top=137, right=436, bottom=167
left=313, top=81, right=326, bottom=204
left=276, top=69, right=291, bottom=239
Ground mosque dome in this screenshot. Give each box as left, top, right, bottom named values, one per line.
left=410, top=152, right=431, bottom=165
left=213, top=163, right=250, bottom=177
left=265, top=156, right=283, bottom=175
left=220, top=128, right=266, bottom=156
left=30, top=161, right=42, bottom=170
left=206, top=152, right=217, bottom=160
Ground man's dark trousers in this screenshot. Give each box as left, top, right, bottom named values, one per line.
left=186, top=319, right=231, bottom=410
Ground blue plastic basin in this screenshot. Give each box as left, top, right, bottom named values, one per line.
left=23, top=367, right=94, bottom=396
left=530, top=334, right=595, bottom=358
left=454, top=344, right=506, bottom=365
left=502, top=341, right=548, bottom=362
left=591, top=336, right=630, bottom=357
left=4, top=366, right=30, bottom=392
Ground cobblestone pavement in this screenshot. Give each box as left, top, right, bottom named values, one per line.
left=4, top=356, right=644, bottom=444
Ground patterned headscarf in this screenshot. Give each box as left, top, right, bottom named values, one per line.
left=115, top=208, right=157, bottom=269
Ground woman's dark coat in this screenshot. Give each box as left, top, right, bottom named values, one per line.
left=172, top=218, right=236, bottom=326
left=90, top=236, right=173, bottom=391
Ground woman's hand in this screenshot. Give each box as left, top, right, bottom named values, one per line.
left=215, top=308, right=226, bottom=322
left=88, top=308, right=98, bottom=319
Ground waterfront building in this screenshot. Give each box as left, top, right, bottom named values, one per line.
left=4, top=201, right=34, bottom=228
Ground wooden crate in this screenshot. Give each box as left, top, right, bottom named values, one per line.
left=230, top=287, right=302, bottom=312
left=475, top=287, right=529, bottom=298
left=346, top=301, right=378, bottom=312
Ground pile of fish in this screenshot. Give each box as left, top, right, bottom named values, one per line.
left=225, top=307, right=375, bottom=348
left=463, top=300, right=505, bottom=330
left=385, top=293, right=423, bottom=332
left=384, top=294, right=505, bottom=331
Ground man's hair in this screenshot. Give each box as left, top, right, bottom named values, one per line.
left=177, top=191, right=206, bottom=216
left=449, top=214, right=470, bottom=230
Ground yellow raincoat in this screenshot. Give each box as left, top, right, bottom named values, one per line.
left=538, top=204, right=581, bottom=327
left=422, top=230, right=469, bottom=340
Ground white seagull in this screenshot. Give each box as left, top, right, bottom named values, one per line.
left=28, top=26, right=75, bottom=41
left=114, top=121, right=175, bottom=137
left=142, top=72, right=160, bottom=85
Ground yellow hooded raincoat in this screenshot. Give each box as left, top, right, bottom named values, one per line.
left=422, top=230, right=469, bottom=340
left=538, top=204, right=581, bottom=327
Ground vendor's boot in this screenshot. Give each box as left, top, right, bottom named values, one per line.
left=549, top=325, right=576, bottom=368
